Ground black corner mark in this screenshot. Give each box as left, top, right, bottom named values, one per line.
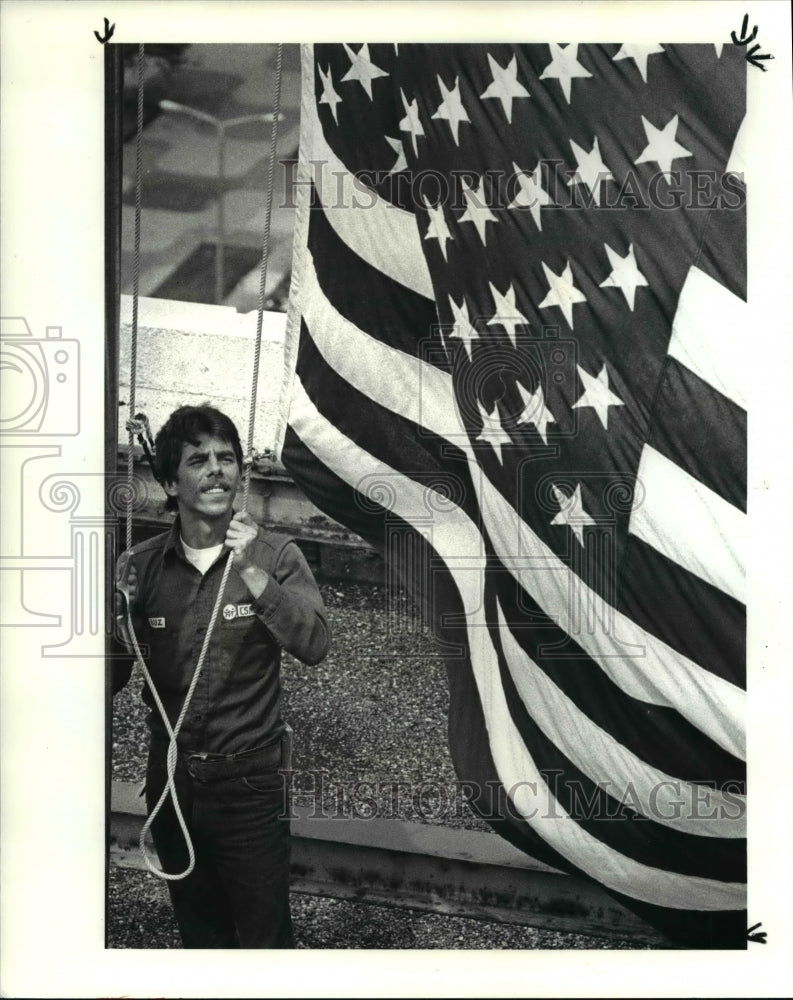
left=729, top=13, right=774, bottom=71
left=747, top=921, right=767, bottom=944
left=94, top=17, right=116, bottom=44
left=746, top=44, right=774, bottom=71
left=731, top=13, right=758, bottom=45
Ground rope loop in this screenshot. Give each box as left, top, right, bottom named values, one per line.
left=131, top=551, right=235, bottom=879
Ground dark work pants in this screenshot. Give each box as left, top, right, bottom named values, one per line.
left=145, top=737, right=294, bottom=949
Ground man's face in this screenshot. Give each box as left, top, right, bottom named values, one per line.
left=164, top=433, right=241, bottom=521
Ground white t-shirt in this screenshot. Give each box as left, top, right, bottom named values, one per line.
left=181, top=536, right=225, bottom=575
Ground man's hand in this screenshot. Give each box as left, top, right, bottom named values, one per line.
left=115, top=553, right=138, bottom=648
left=225, top=511, right=259, bottom=571
left=116, top=553, right=138, bottom=613
left=226, top=511, right=270, bottom=599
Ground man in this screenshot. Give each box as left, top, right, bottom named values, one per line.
left=114, top=404, right=329, bottom=948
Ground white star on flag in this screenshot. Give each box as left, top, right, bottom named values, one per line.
left=318, top=65, right=343, bottom=123
left=539, top=260, right=587, bottom=329
left=539, top=43, right=592, bottom=104
left=515, top=382, right=557, bottom=444
left=385, top=136, right=407, bottom=175
left=572, top=363, right=625, bottom=430
left=447, top=295, right=480, bottom=360
left=567, top=136, right=613, bottom=206
left=508, top=160, right=554, bottom=230
left=634, top=114, right=692, bottom=175
left=399, top=88, right=425, bottom=155
left=476, top=400, right=512, bottom=462
left=341, top=43, right=389, bottom=100
left=480, top=53, right=530, bottom=123
left=486, top=282, right=530, bottom=347
left=431, top=75, right=471, bottom=146
left=458, top=178, right=498, bottom=245
left=599, top=242, right=648, bottom=310
left=612, top=43, right=665, bottom=83
left=423, top=197, right=453, bottom=260
left=550, top=483, right=595, bottom=546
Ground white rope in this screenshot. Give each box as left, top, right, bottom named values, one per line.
left=121, top=44, right=285, bottom=880
left=126, top=43, right=144, bottom=553
left=131, top=552, right=235, bottom=879
left=245, top=42, right=284, bottom=507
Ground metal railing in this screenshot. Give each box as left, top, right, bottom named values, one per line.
left=109, top=779, right=670, bottom=947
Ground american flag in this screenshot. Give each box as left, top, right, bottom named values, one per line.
left=278, top=42, right=747, bottom=947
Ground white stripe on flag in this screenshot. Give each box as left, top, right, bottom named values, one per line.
left=295, top=273, right=745, bottom=760
left=304, top=58, right=434, bottom=299
left=496, top=602, right=744, bottom=838
left=302, top=253, right=463, bottom=437
left=630, top=445, right=745, bottom=604
left=289, top=376, right=745, bottom=910
left=667, top=266, right=747, bottom=409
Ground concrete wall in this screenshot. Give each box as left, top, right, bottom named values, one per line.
left=118, top=294, right=287, bottom=453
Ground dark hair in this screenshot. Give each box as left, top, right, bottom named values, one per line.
left=155, top=405, right=243, bottom=512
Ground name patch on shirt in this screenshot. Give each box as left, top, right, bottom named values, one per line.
left=148, top=617, right=166, bottom=629
left=222, top=603, right=254, bottom=621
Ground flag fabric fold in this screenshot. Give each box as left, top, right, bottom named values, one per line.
left=278, top=41, right=747, bottom=947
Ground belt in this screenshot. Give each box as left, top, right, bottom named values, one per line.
left=182, top=739, right=286, bottom=782
left=185, top=738, right=283, bottom=764
left=148, top=731, right=291, bottom=780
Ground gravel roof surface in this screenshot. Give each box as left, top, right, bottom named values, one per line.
left=107, top=867, right=644, bottom=950
left=110, top=581, right=649, bottom=950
